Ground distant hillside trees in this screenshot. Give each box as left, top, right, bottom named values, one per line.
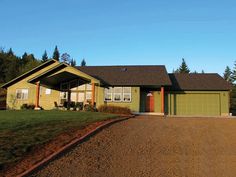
left=0, top=46, right=84, bottom=84
left=0, top=49, right=41, bottom=83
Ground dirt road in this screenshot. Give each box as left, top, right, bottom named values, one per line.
left=32, top=116, right=236, bottom=177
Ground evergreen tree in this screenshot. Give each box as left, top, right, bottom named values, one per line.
left=7, top=48, right=14, bottom=56
left=52, top=45, right=60, bottom=61
left=81, top=58, right=86, bottom=66
left=224, top=66, right=233, bottom=83
left=231, top=61, right=236, bottom=83
left=176, top=58, right=190, bottom=73
left=201, top=70, right=205, bottom=74
left=60, top=53, right=70, bottom=63
left=70, top=58, right=76, bottom=66
left=42, top=50, right=48, bottom=62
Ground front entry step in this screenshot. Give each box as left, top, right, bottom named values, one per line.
left=134, top=112, right=164, bottom=116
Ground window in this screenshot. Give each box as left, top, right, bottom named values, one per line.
left=104, top=87, right=112, bottom=101
left=113, top=87, right=122, bottom=102
left=78, top=92, right=85, bottom=102
left=86, top=84, right=92, bottom=91
left=45, top=88, right=51, bottom=95
left=104, top=87, right=132, bottom=102
left=78, top=84, right=86, bottom=91
left=86, top=91, right=92, bottom=100
left=16, top=89, right=28, bottom=100
left=123, top=87, right=131, bottom=102
left=60, top=92, right=68, bottom=99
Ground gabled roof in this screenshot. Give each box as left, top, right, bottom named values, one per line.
left=168, top=73, right=232, bottom=91
left=77, top=65, right=172, bottom=86
left=1, top=59, right=57, bottom=88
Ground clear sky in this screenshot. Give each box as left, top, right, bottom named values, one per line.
left=1, top=0, right=236, bottom=74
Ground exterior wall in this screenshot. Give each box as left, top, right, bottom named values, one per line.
left=140, top=90, right=162, bottom=113
left=6, top=62, right=60, bottom=109
left=96, top=86, right=140, bottom=112
left=166, top=91, right=230, bottom=116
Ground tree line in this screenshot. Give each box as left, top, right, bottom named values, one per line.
left=0, top=46, right=87, bottom=84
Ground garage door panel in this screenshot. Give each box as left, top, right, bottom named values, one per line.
left=174, top=93, right=220, bottom=116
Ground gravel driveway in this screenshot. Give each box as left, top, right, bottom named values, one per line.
left=32, top=116, right=236, bottom=177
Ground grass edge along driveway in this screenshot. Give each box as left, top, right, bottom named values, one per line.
left=0, top=110, right=117, bottom=169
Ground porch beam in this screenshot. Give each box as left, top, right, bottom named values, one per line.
left=161, top=86, right=164, bottom=114
left=35, top=81, right=40, bottom=110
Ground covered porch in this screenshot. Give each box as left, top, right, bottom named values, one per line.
left=28, top=63, right=100, bottom=110
left=139, top=86, right=165, bottom=115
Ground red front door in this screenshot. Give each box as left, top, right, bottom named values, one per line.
left=146, top=92, right=154, bottom=112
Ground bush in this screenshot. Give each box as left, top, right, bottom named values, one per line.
left=84, top=104, right=97, bottom=112
left=76, top=102, right=83, bottom=111
left=98, top=105, right=132, bottom=115
left=20, top=104, right=35, bottom=110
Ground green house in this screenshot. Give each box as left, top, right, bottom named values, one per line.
left=1, top=59, right=232, bottom=116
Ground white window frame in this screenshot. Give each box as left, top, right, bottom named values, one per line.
left=16, top=89, right=29, bottom=100
left=123, top=87, right=132, bottom=102
left=104, top=87, right=113, bottom=102
left=60, top=92, right=68, bottom=100
left=113, top=87, right=122, bottom=102
left=86, top=91, right=92, bottom=100
left=45, top=88, right=51, bottom=95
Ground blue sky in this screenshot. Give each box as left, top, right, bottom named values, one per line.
left=1, top=0, right=236, bottom=74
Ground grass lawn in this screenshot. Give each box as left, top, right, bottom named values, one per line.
left=0, top=110, right=117, bottom=168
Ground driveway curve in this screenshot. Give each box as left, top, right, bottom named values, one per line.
left=32, top=116, right=236, bottom=177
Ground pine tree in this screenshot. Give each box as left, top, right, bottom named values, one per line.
left=70, top=59, right=76, bottom=66
left=177, top=58, right=190, bottom=73
left=52, top=45, right=60, bottom=61
left=232, top=61, right=236, bottom=83
left=81, top=58, right=86, bottom=66
left=42, top=50, right=48, bottom=62
left=224, top=66, right=233, bottom=83
left=7, top=48, right=14, bottom=56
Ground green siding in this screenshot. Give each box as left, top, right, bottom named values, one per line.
left=96, top=87, right=140, bottom=112
left=166, top=91, right=230, bottom=116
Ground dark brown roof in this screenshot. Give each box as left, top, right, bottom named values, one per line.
left=77, top=65, right=172, bottom=86
left=168, top=73, right=232, bottom=91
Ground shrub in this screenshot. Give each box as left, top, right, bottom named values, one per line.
left=20, top=104, right=35, bottom=110
left=98, top=105, right=132, bottom=115
left=76, top=102, right=83, bottom=111
left=84, top=104, right=97, bottom=112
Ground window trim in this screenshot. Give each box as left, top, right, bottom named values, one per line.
left=113, top=87, right=123, bottom=102
left=104, top=87, right=113, bottom=102
left=16, top=88, right=29, bottom=100
left=104, top=87, right=132, bottom=103
left=123, top=87, right=132, bottom=102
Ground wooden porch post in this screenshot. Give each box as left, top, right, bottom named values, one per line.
left=91, top=83, right=95, bottom=107
left=67, top=89, right=71, bottom=110
left=35, top=81, right=40, bottom=110
left=161, top=86, right=164, bottom=114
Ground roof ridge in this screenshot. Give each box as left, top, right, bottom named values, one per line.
left=76, top=65, right=166, bottom=67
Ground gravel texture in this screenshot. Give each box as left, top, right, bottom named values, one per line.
left=32, top=116, right=236, bottom=177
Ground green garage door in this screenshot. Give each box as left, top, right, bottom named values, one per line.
left=173, top=93, right=220, bottom=116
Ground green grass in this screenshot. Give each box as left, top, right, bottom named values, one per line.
left=0, top=110, right=117, bottom=168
